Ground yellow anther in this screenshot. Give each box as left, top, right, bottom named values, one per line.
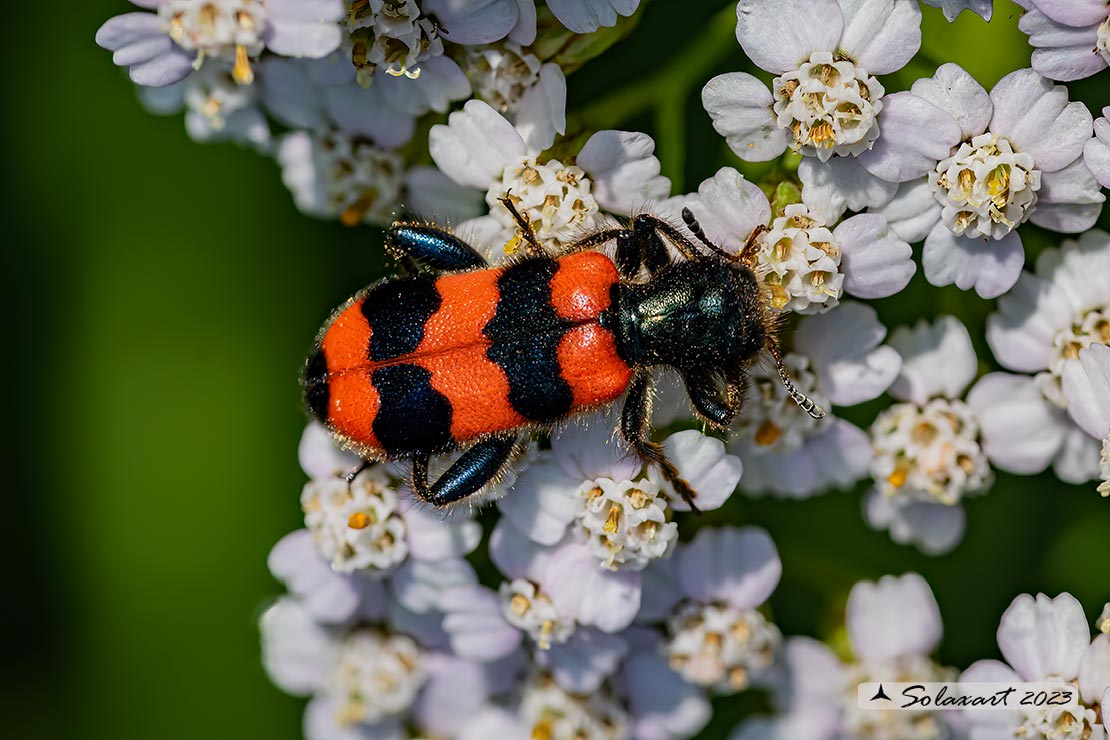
left=887, top=466, right=908, bottom=489
left=809, top=121, right=836, bottom=147
left=510, top=593, right=531, bottom=617
left=232, top=44, right=254, bottom=85
left=602, top=504, right=621, bottom=535
left=348, top=512, right=372, bottom=530
left=755, top=420, right=781, bottom=446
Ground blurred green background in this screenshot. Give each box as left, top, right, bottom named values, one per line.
left=3, top=1, right=1107, bottom=738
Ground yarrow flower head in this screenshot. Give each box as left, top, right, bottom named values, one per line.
left=639, top=527, right=784, bottom=694
left=734, top=573, right=961, bottom=740
left=961, top=592, right=1110, bottom=740
left=703, top=0, right=982, bottom=222
left=96, top=0, right=346, bottom=87
left=871, top=64, right=1103, bottom=298
left=1061, top=343, right=1110, bottom=496
left=979, top=230, right=1110, bottom=486
left=429, top=100, right=671, bottom=257
left=1019, top=0, right=1110, bottom=81
left=661, top=168, right=916, bottom=317
left=864, top=316, right=999, bottom=554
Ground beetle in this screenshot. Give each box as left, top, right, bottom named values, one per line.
left=302, top=197, right=823, bottom=510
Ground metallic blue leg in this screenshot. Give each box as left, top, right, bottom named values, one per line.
left=388, top=225, right=488, bottom=272
left=411, top=434, right=518, bottom=506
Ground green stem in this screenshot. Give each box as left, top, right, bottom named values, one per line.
left=572, top=3, right=740, bottom=188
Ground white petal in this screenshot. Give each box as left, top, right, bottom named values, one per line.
left=1033, top=229, right=1110, bottom=316
left=263, top=0, right=344, bottom=58
left=400, top=499, right=482, bottom=561
left=702, top=73, right=788, bottom=162
left=546, top=0, right=634, bottom=34
left=1053, top=423, right=1104, bottom=483
left=390, top=557, right=476, bottom=614
left=730, top=710, right=841, bottom=740
left=1031, top=157, right=1106, bottom=233
left=920, top=0, right=993, bottom=22
left=403, top=166, right=486, bottom=225
left=658, top=431, right=742, bottom=512
left=987, top=272, right=1073, bottom=372
left=847, top=573, right=943, bottom=662
left=922, top=223, right=1025, bottom=299
left=803, top=419, right=875, bottom=489
left=799, top=155, right=898, bottom=223
left=537, top=629, right=628, bottom=692
left=508, top=0, right=537, bottom=44
left=440, top=584, right=523, bottom=661
left=862, top=492, right=966, bottom=554
left=423, top=0, right=519, bottom=43
left=989, top=69, right=1093, bottom=173
left=967, top=373, right=1069, bottom=473
left=889, top=315, right=977, bottom=403
left=305, top=698, right=404, bottom=740
left=1086, top=112, right=1110, bottom=189
left=997, top=592, right=1091, bottom=681
left=837, top=0, right=922, bottom=74
left=496, top=458, right=581, bottom=546
left=378, top=56, right=471, bottom=115
left=868, top=177, right=941, bottom=243
left=267, top=530, right=368, bottom=623
left=1062, top=344, right=1110, bottom=438
left=960, top=659, right=1024, bottom=729
left=1034, top=0, right=1109, bottom=26
left=457, top=708, right=528, bottom=740
left=735, top=0, right=843, bottom=73
left=734, top=420, right=872, bottom=498
left=637, top=556, right=684, bottom=622
left=623, top=651, right=711, bottom=740
left=259, top=597, right=334, bottom=696
left=796, top=301, right=898, bottom=404
left=298, top=421, right=360, bottom=479
left=576, top=130, right=670, bottom=216
left=258, top=57, right=328, bottom=130
left=96, top=13, right=194, bottom=87
left=835, top=213, right=916, bottom=299
left=782, top=637, right=846, bottom=703
left=552, top=410, right=641, bottom=482
left=515, top=63, right=566, bottom=153
left=323, top=83, right=415, bottom=148
left=489, top=517, right=549, bottom=579
left=859, top=92, right=962, bottom=183
left=428, top=100, right=527, bottom=189
left=1079, top=635, right=1110, bottom=705
left=1021, top=9, right=1109, bottom=82
left=541, top=541, right=642, bottom=632
left=676, top=526, right=781, bottom=609
left=682, top=167, right=772, bottom=253
left=910, top=62, right=992, bottom=138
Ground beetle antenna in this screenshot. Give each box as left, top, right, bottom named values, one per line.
left=681, top=207, right=739, bottom=263
left=767, top=341, right=825, bottom=419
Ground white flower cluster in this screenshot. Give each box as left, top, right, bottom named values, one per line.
left=736, top=575, right=1110, bottom=740
left=93, top=0, right=1110, bottom=738
left=262, top=420, right=774, bottom=740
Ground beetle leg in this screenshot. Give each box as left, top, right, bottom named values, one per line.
left=388, top=224, right=488, bottom=272
left=632, top=214, right=703, bottom=262
left=682, top=369, right=743, bottom=430
left=620, top=371, right=701, bottom=513
left=410, top=434, right=520, bottom=507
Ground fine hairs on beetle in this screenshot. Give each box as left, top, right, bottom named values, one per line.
left=302, top=195, right=823, bottom=512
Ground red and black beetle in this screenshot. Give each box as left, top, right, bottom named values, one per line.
left=303, top=199, right=823, bottom=509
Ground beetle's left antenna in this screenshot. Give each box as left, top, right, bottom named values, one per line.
left=767, top=341, right=826, bottom=419
left=681, top=208, right=740, bottom=263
